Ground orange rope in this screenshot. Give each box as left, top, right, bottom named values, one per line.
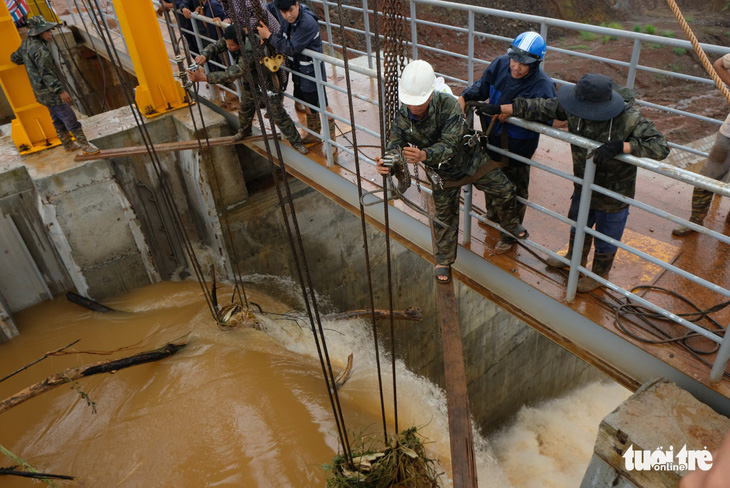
left=665, top=0, right=730, bottom=105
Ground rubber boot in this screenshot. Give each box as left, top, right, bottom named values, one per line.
left=70, top=128, right=100, bottom=155
left=58, top=131, right=81, bottom=152
left=672, top=187, right=711, bottom=236
left=546, top=234, right=592, bottom=269
left=301, top=113, right=321, bottom=144
left=576, top=252, right=616, bottom=293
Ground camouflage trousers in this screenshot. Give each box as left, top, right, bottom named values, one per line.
left=486, top=134, right=539, bottom=229
left=433, top=167, right=518, bottom=265
left=688, top=132, right=730, bottom=223
left=238, top=83, right=302, bottom=144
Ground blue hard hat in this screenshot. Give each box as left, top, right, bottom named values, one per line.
left=507, top=32, right=546, bottom=64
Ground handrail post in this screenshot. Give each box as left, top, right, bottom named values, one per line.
left=467, top=11, right=474, bottom=86
left=410, top=0, right=418, bottom=60
left=710, top=328, right=730, bottom=382
left=314, top=58, right=334, bottom=166
left=321, top=0, right=335, bottom=59
left=627, top=39, right=642, bottom=89
left=462, top=185, right=473, bottom=246
left=362, top=0, right=374, bottom=69
left=565, top=157, right=597, bottom=303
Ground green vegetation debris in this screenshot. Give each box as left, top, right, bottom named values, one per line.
left=672, top=47, right=687, bottom=56
left=661, top=30, right=676, bottom=38
left=633, top=25, right=641, bottom=33
left=325, top=427, right=442, bottom=487
left=0, top=444, right=58, bottom=487
left=579, top=30, right=596, bottom=41
left=644, top=25, right=657, bottom=35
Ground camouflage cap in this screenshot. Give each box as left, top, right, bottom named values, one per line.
left=27, top=16, right=58, bottom=37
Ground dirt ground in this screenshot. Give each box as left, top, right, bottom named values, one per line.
left=416, top=7, right=730, bottom=145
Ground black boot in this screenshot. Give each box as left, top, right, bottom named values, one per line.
left=577, top=252, right=616, bottom=293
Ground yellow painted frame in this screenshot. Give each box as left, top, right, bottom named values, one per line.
left=113, top=0, right=189, bottom=117
left=0, top=3, right=61, bottom=154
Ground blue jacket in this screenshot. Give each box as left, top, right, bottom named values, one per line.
left=266, top=3, right=326, bottom=92
left=461, top=54, right=555, bottom=140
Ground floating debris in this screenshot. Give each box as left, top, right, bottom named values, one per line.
left=325, top=427, right=442, bottom=487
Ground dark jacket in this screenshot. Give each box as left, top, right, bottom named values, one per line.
left=461, top=54, right=555, bottom=140
left=266, top=3, right=325, bottom=92
left=11, top=36, right=65, bottom=107
left=512, top=89, right=670, bottom=212
left=183, top=0, right=226, bottom=40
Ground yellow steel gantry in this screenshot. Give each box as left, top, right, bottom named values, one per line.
left=0, top=6, right=61, bottom=154
left=113, top=0, right=189, bottom=117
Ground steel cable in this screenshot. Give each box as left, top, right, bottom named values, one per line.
left=225, top=0, right=353, bottom=463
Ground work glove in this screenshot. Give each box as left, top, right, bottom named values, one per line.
left=471, top=101, right=501, bottom=116
left=589, top=140, right=624, bottom=165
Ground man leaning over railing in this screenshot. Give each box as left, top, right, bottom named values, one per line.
left=188, top=24, right=309, bottom=154
left=476, top=73, right=670, bottom=293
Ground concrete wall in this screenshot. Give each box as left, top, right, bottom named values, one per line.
left=0, top=103, right=243, bottom=326
left=225, top=176, right=606, bottom=433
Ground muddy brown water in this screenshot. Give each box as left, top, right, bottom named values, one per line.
left=0, top=281, right=459, bottom=487
left=1, top=280, right=629, bottom=487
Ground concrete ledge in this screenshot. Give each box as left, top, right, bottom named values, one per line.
left=582, top=379, right=730, bottom=487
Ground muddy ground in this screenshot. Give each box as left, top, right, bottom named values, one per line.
left=410, top=6, right=730, bottom=145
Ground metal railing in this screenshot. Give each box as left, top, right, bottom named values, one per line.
left=62, top=0, right=730, bottom=382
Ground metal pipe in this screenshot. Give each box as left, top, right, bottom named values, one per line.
left=362, top=0, right=374, bottom=69
left=313, top=57, right=334, bottom=166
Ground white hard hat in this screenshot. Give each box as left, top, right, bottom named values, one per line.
left=398, top=60, right=436, bottom=106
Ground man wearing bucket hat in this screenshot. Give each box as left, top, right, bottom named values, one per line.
left=476, top=73, right=669, bottom=292
left=11, top=16, right=99, bottom=154
left=458, top=32, right=556, bottom=254
left=375, top=60, right=527, bottom=284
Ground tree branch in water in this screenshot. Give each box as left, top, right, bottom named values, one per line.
left=323, top=307, right=422, bottom=322
left=0, top=342, right=186, bottom=415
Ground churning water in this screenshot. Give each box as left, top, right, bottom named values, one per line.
left=0, top=280, right=629, bottom=487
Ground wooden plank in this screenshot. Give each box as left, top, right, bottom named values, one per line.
left=426, top=198, right=478, bottom=488
left=73, top=134, right=272, bottom=161
left=435, top=280, right=479, bottom=488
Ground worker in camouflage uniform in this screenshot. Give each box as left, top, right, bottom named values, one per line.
left=376, top=60, right=527, bottom=284
left=11, top=16, right=99, bottom=154
left=673, top=52, right=730, bottom=236
left=189, top=24, right=309, bottom=154
left=477, top=73, right=670, bottom=292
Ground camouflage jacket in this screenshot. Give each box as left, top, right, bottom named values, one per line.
left=11, top=36, right=66, bottom=107
left=201, top=36, right=255, bottom=86
left=512, top=92, right=669, bottom=212
left=386, top=92, right=488, bottom=180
